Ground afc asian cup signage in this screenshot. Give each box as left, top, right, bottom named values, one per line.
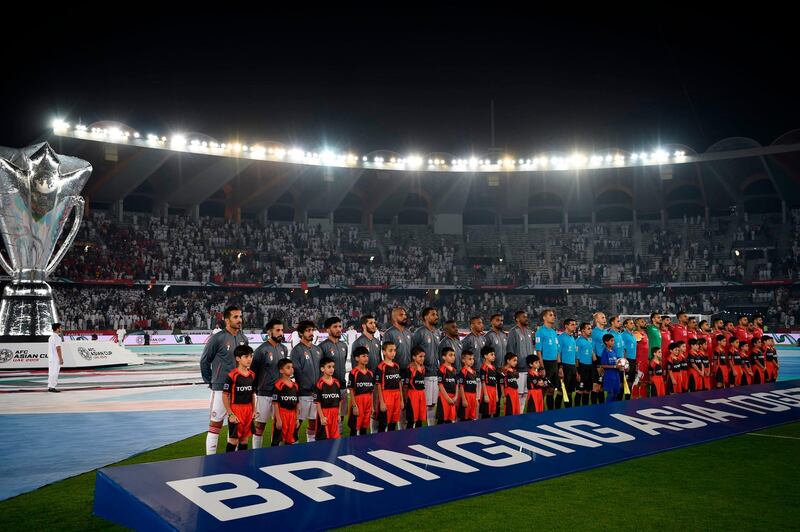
left=0, top=341, right=142, bottom=369
left=0, top=347, right=48, bottom=364
left=77, top=347, right=114, bottom=361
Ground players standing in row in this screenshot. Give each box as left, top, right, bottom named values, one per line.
left=201, top=306, right=781, bottom=451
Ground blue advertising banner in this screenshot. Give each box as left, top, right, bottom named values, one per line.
left=94, top=380, right=800, bottom=531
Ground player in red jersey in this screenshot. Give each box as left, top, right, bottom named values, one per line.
left=314, top=357, right=343, bottom=440
left=375, top=341, right=403, bottom=432
left=348, top=346, right=374, bottom=436
left=272, top=359, right=300, bottom=445
left=714, top=335, right=731, bottom=388
left=667, top=342, right=681, bottom=394
left=404, top=346, right=428, bottom=428
left=660, top=317, right=673, bottom=372
left=525, top=356, right=549, bottom=412
left=502, top=353, right=521, bottom=415
left=671, top=311, right=689, bottom=346
left=751, top=314, right=765, bottom=340
left=687, top=316, right=700, bottom=342
left=740, top=341, right=754, bottom=386
left=479, top=346, right=499, bottom=419
left=437, top=347, right=458, bottom=423
left=687, top=339, right=705, bottom=392
left=724, top=321, right=737, bottom=353
left=649, top=347, right=666, bottom=397
left=764, top=336, right=779, bottom=382
left=749, top=337, right=767, bottom=385
left=633, top=317, right=650, bottom=399
left=222, top=345, right=257, bottom=452
left=730, top=337, right=746, bottom=386
left=698, top=337, right=712, bottom=390
left=457, top=350, right=479, bottom=421
left=734, top=315, right=752, bottom=346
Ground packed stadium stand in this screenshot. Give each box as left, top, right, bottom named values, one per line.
left=23, top=128, right=800, bottom=336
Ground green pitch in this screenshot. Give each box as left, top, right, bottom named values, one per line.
left=1, top=421, right=797, bottom=531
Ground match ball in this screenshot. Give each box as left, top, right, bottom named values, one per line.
left=616, top=358, right=630, bottom=372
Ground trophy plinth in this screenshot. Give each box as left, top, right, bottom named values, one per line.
left=0, top=281, right=58, bottom=340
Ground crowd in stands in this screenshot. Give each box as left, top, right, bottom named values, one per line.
left=59, top=213, right=462, bottom=286
left=54, top=210, right=800, bottom=288
left=39, top=208, right=800, bottom=333
left=55, top=285, right=800, bottom=333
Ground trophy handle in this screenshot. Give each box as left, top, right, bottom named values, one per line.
left=0, top=249, right=12, bottom=276
left=45, top=196, right=84, bottom=277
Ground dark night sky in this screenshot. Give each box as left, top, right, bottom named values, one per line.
left=3, top=14, right=798, bottom=157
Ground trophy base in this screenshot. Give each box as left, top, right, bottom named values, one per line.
left=0, top=281, right=59, bottom=337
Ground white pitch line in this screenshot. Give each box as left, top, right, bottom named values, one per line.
left=747, top=433, right=800, bottom=441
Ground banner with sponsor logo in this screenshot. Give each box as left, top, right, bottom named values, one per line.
left=124, top=334, right=202, bottom=346
left=67, top=334, right=116, bottom=342
left=94, top=381, right=800, bottom=531
left=140, top=280, right=204, bottom=287
left=771, top=333, right=800, bottom=346
left=123, top=333, right=268, bottom=346
left=64, top=342, right=144, bottom=367
left=0, top=341, right=142, bottom=369
left=747, top=279, right=794, bottom=286
left=657, top=281, right=742, bottom=288
left=77, top=278, right=136, bottom=286
left=0, top=343, right=49, bottom=368
left=514, top=283, right=595, bottom=290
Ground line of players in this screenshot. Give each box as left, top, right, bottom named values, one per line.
left=640, top=311, right=780, bottom=398
left=200, top=306, right=781, bottom=453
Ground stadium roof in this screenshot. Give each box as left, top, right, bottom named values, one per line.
left=51, top=122, right=800, bottom=224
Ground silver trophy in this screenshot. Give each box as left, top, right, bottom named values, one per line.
left=0, top=143, right=92, bottom=337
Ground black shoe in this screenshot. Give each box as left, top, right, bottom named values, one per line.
left=48, top=388, right=60, bottom=393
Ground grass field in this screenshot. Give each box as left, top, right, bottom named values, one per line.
left=1, top=419, right=797, bottom=531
